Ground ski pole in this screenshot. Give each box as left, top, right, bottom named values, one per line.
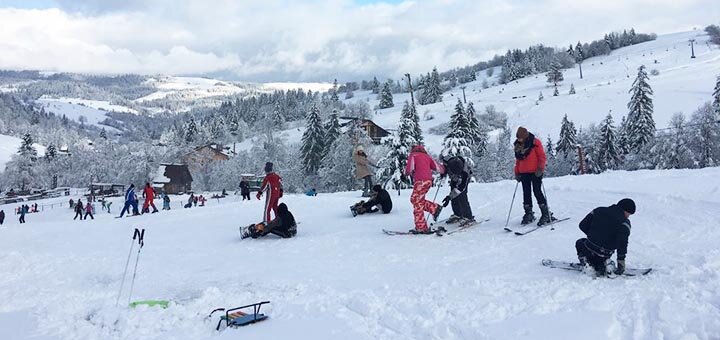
left=541, top=182, right=550, bottom=209
left=504, top=182, right=519, bottom=229
left=116, top=229, right=139, bottom=306
left=427, top=177, right=443, bottom=226
left=126, top=229, right=145, bottom=306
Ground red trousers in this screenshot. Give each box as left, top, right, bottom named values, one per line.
left=410, top=180, right=438, bottom=231
left=264, top=194, right=280, bottom=223
left=143, top=199, right=157, bottom=212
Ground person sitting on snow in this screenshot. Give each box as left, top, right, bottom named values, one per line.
left=241, top=203, right=297, bottom=239
left=576, top=198, right=636, bottom=276
left=441, top=156, right=474, bottom=224
left=351, top=185, right=392, bottom=216
left=305, top=188, right=317, bottom=196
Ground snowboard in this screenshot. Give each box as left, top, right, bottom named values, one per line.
left=508, top=217, right=570, bottom=235
left=437, top=218, right=490, bottom=236
left=541, top=259, right=652, bottom=276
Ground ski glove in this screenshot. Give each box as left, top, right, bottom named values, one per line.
left=535, top=169, right=544, bottom=178
left=279, top=189, right=284, bottom=198
left=256, top=192, right=262, bottom=200
left=615, top=259, right=625, bottom=275
left=515, top=175, right=521, bottom=182
left=442, top=196, right=451, bottom=207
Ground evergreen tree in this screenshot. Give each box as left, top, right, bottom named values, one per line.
left=318, top=131, right=359, bottom=192
left=556, top=114, right=578, bottom=157
left=400, top=101, right=423, bottom=144
left=713, top=75, right=720, bottom=117
left=45, top=144, right=57, bottom=160
left=371, top=77, right=381, bottom=94
left=378, top=81, right=394, bottom=109
left=345, top=88, right=354, bottom=99
left=689, top=103, right=720, bottom=168
left=617, top=116, right=630, bottom=154
left=378, top=114, right=417, bottom=190
left=185, top=118, right=198, bottom=144
left=546, top=61, right=564, bottom=87
left=426, top=67, right=444, bottom=104
left=99, top=128, right=107, bottom=140
left=330, top=79, right=340, bottom=103
left=441, top=99, right=473, bottom=164
left=466, top=102, right=488, bottom=160
left=626, top=65, right=655, bottom=152
left=569, top=84, right=576, bottom=95
left=655, top=112, right=694, bottom=169
left=595, top=113, right=621, bottom=171
left=323, top=112, right=342, bottom=155
left=553, top=86, right=559, bottom=97
left=300, top=104, right=325, bottom=175
left=272, top=103, right=285, bottom=128
left=18, top=133, right=37, bottom=158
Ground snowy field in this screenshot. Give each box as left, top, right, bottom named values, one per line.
left=1, top=168, right=719, bottom=339
left=236, top=30, right=720, bottom=155
left=35, top=98, right=123, bottom=131
left=0, top=134, right=46, bottom=171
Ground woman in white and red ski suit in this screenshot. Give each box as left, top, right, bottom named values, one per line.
left=405, top=145, right=445, bottom=233
left=256, top=162, right=283, bottom=223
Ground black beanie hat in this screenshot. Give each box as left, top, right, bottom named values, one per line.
left=617, top=198, right=636, bottom=214
left=264, top=162, right=273, bottom=173
left=372, top=184, right=382, bottom=192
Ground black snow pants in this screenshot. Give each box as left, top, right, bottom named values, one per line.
left=74, top=211, right=83, bottom=220
left=520, top=173, right=546, bottom=207
left=451, top=191, right=473, bottom=219
left=575, top=238, right=613, bottom=274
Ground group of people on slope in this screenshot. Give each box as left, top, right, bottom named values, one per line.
left=241, top=162, right=297, bottom=239
left=72, top=199, right=95, bottom=220
left=183, top=193, right=206, bottom=208
left=119, top=182, right=166, bottom=218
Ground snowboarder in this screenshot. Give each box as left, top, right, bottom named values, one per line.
left=351, top=185, right=392, bottom=216
left=239, top=180, right=251, bottom=200
left=405, top=145, right=445, bottom=233
left=441, top=156, right=474, bottom=223
left=305, top=188, right=317, bottom=196
left=142, top=183, right=158, bottom=214
left=19, top=205, right=27, bottom=224
left=162, top=193, right=171, bottom=210
left=84, top=201, right=94, bottom=220
left=256, top=162, right=283, bottom=223
left=0, top=209, right=5, bottom=225
left=119, top=184, right=138, bottom=218
left=241, top=203, right=297, bottom=239
left=575, top=198, right=636, bottom=276
left=74, top=199, right=84, bottom=220
left=353, top=145, right=376, bottom=197
left=513, top=127, right=553, bottom=226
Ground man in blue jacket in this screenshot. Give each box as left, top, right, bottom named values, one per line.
left=119, top=184, right=138, bottom=218
left=576, top=198, right=636, bottom=275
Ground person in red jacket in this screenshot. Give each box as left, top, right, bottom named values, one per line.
left=257, top=162, right=283, bottom=223
left=513, top=127, right=554, bottom=226
left=404, top=145, right=445, bottom=233
left=142, top=183, right=159, bottom=214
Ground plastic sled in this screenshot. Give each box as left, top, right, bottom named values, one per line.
left=209, top=301, right=270, bottom=331
left=129, top=300, right=170, bottom=309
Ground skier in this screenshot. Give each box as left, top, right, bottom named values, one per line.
left=239, top=180, right=251, bottom=200
left=19, top=205, right=27, bottom=224
left=0, top=209, right=5, bottom=225
left=241, top=203, right=297, bottom=239
left=351, top=185, right=392, bottom=216
left=142, top=183, right=158, bottom=214
left=84, top=201, right=94, bottom=220
left=193, top=195, right=198, bottom=207
left=353, top=145, right=376, bottom=197
left=305, top=188, right=317, bottom=196
left=199, top=195, right=206, bottom=206
left=119, top=184, right=137, bottom=218
left=405, top=145, right=445, bottom=233
left=185, top=194, right=194, bottom=208
left=162, top=192, right=171, bottom=210
left=74, top=199, right=84, bottom=220
left=513, top=127, right=553, bottom=226
left=441, top=156, right=474, bottom=223
left=106, top=201, right=112, bottom=213
left=256, top=162, right=283, bottom=223
left=575, top=198, right=636, bottom=276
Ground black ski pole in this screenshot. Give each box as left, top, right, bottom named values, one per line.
left=427, top=177, right=443, bottom=226
left=127, top=228, right=145, bottom=306
left=115, top=229, right=139, bottom=307
left=504, top=182, right=519, bottom=229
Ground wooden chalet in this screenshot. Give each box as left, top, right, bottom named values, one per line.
left=152, top=163, right=193, bottom=194
left=338, top=118, right=390, bottom=144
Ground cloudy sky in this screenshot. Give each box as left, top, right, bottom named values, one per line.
left=0, top=0, right=717, bottom=82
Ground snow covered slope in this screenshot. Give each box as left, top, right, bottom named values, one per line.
left=262, top=30, right=720, bottom=155
left=36, top=98, right=123, bottom=131
left=0, top=168, right=719, bottom=339
left=0, top=134, right=46, bottom=171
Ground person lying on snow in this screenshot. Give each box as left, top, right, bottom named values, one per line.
left=351, top=185, right=392, bottom=216
left=242, top=203, right=297, bottom=239
left=576, top=198, right=636, bottom=276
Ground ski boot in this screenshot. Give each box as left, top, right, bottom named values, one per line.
left=445, top=215, right=462, bottom=224
left=239, top=224, right=255, bottom=239
left=350, top=201, right=364, bottom=217
left=408, top=228, right=435, bottom=235
left=537, top=204, right=557, bottom=226
left=458, top=217, right=476, bottom=227
left=432, top=205, right=443, bottom=222
left=521, top=204, right=535, bottom=225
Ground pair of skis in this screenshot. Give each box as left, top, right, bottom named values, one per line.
left=382, top=218, right=489, bottom=236
left=542, top=259, right=652, bottom=277
left=504, top=217, right=570, bottom=236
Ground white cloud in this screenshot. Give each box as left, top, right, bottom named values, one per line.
left=0, top=0, right=717, bottom=82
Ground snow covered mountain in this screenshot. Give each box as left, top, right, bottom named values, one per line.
left=1, top=168, right=719, bottom=339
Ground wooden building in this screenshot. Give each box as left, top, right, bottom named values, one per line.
left=152, top=163, right=193, bottom=194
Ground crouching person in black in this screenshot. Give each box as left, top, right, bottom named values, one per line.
left=576, top=198, right=636, bottom=275
left=441, top=156, right=474, bottom=223
left=242, top=203, right=297, bottom=239
left=351, top=185, right=393, bottom=216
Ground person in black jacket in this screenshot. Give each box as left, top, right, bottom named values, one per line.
left=576, top=198, right=636, bottom=275
left=73, top=199, right=84, bottom=220
left=239, top=180, right=251, bottom=200
left=242, top=203, right=297, bottom=239
left=441, top=156, right=473, bottom=222
left=0, top=209, right=5, bottom=225
left=351, top=185, right=392, bottom=216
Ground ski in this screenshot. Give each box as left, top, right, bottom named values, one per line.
left=541, top=259, right=652, bottom=277
left=513, top=217, right=570, bottom=236
left=382, top=228, right=441, bottom=236
left=437, top=218, right=490, bottom=236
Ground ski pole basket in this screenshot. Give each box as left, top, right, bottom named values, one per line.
left=209, top=301, right=270, bottom=331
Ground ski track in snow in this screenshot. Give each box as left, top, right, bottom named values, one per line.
left=0, top=168, right=719, bottom=339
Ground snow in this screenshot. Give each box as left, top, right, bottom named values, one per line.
left=260, top=30, right=720, bottom=157
left=0, top=134, right=46, bottom=172
left=135, top=76, right=248, bottom=102
left=260, top=82, right=334, bottom=93
left=152, top=165, right=170, bottom=184
left=35, top=98, right=122, bottom=131
left=1, top=168, right=720, bottom=339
